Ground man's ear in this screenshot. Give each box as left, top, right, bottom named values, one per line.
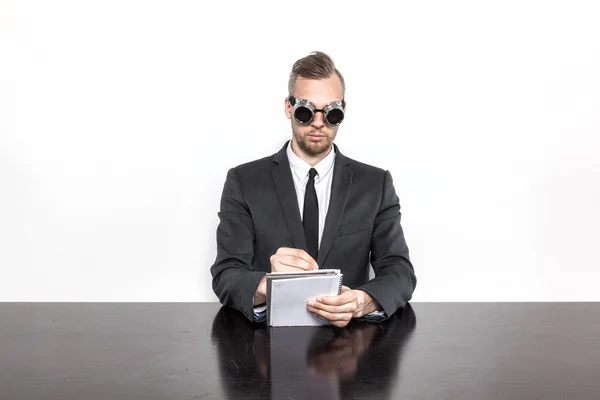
left=284, top=97, right=292, bottom=119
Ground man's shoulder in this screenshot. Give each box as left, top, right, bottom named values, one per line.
left=343, top=153, right=387, bottom=177
left=225, top=146, right=283, bottom=182
left=230, top=153, right=275, bottom=174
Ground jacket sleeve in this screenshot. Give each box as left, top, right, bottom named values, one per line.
left=210, top=167, right=266, bottom=322
left=358, top=170, right=417, bottom=319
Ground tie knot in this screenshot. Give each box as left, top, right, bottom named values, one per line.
left=308, top=168, right=318, bottom=180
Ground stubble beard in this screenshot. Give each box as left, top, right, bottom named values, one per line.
left=292, top=125, right=336, bottom=157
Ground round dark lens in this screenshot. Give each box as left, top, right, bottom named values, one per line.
left=326, top=108, right=344, bottom=125
left=294, top=106, right=313, bottom=123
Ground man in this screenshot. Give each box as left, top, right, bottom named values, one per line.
left=211, top=51, right=416, bottom=327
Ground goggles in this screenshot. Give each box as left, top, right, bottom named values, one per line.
left=288, top=95, right=346, bottom=126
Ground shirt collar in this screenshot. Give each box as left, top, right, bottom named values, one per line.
left=286, top=140, right=336, bottom=182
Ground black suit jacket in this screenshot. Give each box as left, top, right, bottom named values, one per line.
left=211, top=140, right=417, bottom=321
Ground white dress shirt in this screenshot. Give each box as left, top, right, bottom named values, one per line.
left=286, top=140, right=336, bottom=249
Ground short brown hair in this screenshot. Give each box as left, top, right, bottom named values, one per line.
left=288, top=51, right=346, bottom=97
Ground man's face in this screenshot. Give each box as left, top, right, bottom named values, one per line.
left=284, top=74, right=346, bottom=157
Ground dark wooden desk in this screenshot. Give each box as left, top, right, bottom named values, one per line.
left=1, top=303, right=599, bottom=399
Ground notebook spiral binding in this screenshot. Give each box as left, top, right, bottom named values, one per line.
left=337, top=274, right=344, bottom=295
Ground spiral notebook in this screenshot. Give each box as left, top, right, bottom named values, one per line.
left=266, top=269, right=343, bottom=327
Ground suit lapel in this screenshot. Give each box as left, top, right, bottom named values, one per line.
left=317, top=145, right=352, bottom=267
left=270, top=141, right=307, bottom=251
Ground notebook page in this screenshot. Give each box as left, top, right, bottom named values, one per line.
left=269, top=274, right=342, bottom=327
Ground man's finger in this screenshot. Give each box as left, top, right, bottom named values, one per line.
left=277, top=254, right=314, bottom=270
left=307, top=300, right=356, bottom=314
left=276, top=247, right=318, bottom=269
left=271, top=262, right=307, bottom=273
left=310, top=308, right=352, bottom=323
left=316, top=292, right=356, bottom=307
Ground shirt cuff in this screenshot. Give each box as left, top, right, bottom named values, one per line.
left=253, top=304, right=267, bottom=322
left=356, top=310, right=387, bottom=321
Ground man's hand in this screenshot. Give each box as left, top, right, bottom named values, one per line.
left=307, top=286, right=357, bottom=327
left=253, top=276, right=267, bottom=305
left=270, top=247, right=318, bottom=273
left=253, top=247, right=318, bottom=305
left=307, top=286, right=380, bottom=327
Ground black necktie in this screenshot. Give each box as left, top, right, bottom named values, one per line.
left=303, top=168, right=319, bottom=260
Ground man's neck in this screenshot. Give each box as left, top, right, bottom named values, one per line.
left=291, top=140, right=332, bottom=167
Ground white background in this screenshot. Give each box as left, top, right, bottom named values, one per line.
left=1, top=1, right=599, bottom=302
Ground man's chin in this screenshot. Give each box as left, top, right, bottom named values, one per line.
left=299, top=138, right=331, bottom=156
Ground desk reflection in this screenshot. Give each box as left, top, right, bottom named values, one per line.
left=211, top=305, right=416, bottom=399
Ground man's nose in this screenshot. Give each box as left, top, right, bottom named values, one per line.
left=311, top=111, right=325, bottom=128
